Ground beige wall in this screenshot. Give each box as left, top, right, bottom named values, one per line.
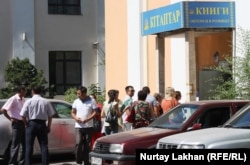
left=105, top=0, right=171, bottom=99
left=105, top=0, right=128, bottom=98
left=147, top=0, right=172, bottom=95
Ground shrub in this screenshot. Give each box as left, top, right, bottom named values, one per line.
left=0, top=57, right=53, bottom=98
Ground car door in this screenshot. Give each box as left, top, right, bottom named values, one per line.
left=50, top=101, right=75, bottom=152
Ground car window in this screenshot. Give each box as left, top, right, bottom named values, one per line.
left=50, top=102, right=72, bottom=118
left=229, top=108, right=250, bottom=128
left=232, top=102, right=250, bottom=117
left=236, top=104, right=247, bottom=111
left=149, top=104, right=199, bottom=129
left=197, top=107, right=230, bottom=128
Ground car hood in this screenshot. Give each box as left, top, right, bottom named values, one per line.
left=97, top=127, right=179, bottom=144
left=158, top=127, right=250, bottom=148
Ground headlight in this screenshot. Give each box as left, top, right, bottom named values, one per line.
left=179, top=144, right=205, bottom=149
left=109, top=144, right=123, bottom=153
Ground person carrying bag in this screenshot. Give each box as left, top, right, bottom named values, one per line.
left=101, top=89, right=121, bottom=135
left=105, top=103, right=118, bottom=125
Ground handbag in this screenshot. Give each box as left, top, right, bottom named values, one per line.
left=125, top=102, right=136, bottom=123
left=105, top=103, right=118, bottom=124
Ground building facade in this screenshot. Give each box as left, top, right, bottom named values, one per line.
left=0, top=0, right=105, bottom=95
left=1, top=0, right=249, bottom=102
left=105, top=0, right=249, bottom=102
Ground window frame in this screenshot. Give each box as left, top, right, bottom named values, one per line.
left=49, top=51, right=82, bottom=95
left=48, top=0, right=81, bottom=15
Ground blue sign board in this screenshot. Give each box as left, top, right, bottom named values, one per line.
left=142, top=1, right=235, bottom=36
left=142, top=2, right=184, bottom=36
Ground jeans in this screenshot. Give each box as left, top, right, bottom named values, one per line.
left=104, top=124, right=118, bottom=135
left=75, top=127, right=93, bottom=165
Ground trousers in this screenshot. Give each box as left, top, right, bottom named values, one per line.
left=25, top=120, right=48, bottom=165
left=75, top=127, right=93, bottom=165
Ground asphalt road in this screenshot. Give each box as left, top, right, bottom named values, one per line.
left=34, top=154, right=75, bottom=165
left=0, top=154, right=76, bottom=165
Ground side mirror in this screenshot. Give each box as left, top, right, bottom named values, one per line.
left=187, top=123, right=202, bottom=131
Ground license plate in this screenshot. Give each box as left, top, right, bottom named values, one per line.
left=91, top=157, right=102, bottom=165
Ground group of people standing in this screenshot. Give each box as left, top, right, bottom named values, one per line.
left=1, top=84, right=182, bottom=165
left=1, top=86, right=55, bottom=165
left=100, top=86, right=154, bottom=134
left=100, top=85, right=182, bottom=134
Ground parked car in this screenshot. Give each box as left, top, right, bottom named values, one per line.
left=90, top=100, right=250, bottom=165
left=156, top=101, right=250, bottom=149
left=0, top=98, right=75, bottom=161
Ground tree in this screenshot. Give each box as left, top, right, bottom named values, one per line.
left=209, top=27, right=250, bottom=99
left=0, top=57, right=53, bottom=98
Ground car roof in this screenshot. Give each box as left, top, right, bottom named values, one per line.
left=0, top=98, right=72, bottom=105
left=182, top=100, right=250, bottom=105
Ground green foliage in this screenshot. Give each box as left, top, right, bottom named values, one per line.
left=208, top=27, right=250, bottom=99
left=0, top=57, right=53, bottom=98
left=88, top=83, right=106, bottom=103
left=0, top=88, right=13, bottom=99
left=64, top=87, right=77, bottom=103
left=64, top=83, right=106, bottom=104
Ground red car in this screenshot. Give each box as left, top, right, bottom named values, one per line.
left=90, top=100, right=250, bottom=165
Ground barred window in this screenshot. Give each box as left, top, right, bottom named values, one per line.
left=48, top=0, right=81, bottom=15
left=49, top=51, right=82, bottom=95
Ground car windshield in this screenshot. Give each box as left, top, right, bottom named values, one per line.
left=149, top=104, right=199, bottom=129
left=225, top=105, right=250, bottom=129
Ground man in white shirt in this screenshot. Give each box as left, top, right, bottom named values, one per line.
left=20, top=86, right=55, bottom=165
left=71, top=86, right=97, bottom=165
left=120, top=85, right=135, bottom=131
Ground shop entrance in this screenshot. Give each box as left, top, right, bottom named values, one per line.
left=142, top=1, right=235, bottom=101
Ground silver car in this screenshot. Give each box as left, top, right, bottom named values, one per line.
left=0, top=98, right=75, bottom=161
left=156, top=102, right=250, bottom=149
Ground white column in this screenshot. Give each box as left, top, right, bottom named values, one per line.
left=127, top=0, right=142, bottom=92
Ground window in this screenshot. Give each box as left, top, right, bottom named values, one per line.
left=48, top=0, right=81, bottom=15
left=51, top=102, right=72, bottom=118
left=198, top=108, right=230, bottom=128
left=49, top=51, right=82, bottom=95
left=149, top=104, right=199, bottom=129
